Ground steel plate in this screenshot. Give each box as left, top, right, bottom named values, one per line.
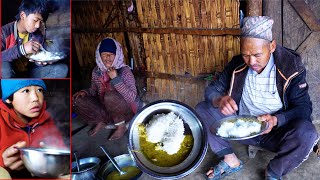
left=210, top=115, right=269, bottom=140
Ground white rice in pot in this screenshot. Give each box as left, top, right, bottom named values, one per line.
left=145, top=112, right=185, bottom=155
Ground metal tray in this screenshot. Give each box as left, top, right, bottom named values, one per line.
left=128, top=100, right=208, bottom=179
left=210, top=115, right=269, bottom=140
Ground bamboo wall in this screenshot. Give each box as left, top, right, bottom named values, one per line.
left=72, top=0, right=240, bottom=108
left=73, top=33, right=128, bottom=67
left=136, top=0, right=240, bottom=107
left=72, top=1, right=129, bottom=69
left=136, top=0, right=238, bottom=29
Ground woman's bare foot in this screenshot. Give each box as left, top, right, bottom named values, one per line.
left=108, top=124, right=127, bottom=140
left=88, top=122, right=106, bottom=136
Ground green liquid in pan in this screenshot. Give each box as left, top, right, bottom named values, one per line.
left=106, top=166, right=141, bottom=180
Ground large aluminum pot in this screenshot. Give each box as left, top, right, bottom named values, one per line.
left=71, top=157, right=101, bottom=180
left=19, top=148, right=70, bottom=178
left=128, top=100, right=208, bottom=179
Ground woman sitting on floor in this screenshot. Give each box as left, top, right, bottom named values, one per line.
left=73, top=38, right=142, bottom=140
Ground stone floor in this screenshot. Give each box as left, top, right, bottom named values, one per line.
left=72, top=114, right=320, bottom=180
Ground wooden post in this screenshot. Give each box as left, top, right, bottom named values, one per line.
left=246, top=0, right=262, bottom=16
left=263, top=0, right=283, bottom=45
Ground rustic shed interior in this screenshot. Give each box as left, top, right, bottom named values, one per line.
left=72, top=0, right=243, bottom=107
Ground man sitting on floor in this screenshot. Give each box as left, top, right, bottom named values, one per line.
left=195, top=16, right=319, bottom=180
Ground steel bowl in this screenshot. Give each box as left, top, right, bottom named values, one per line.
left=19, top=148, right=70, bottom=178
left=210, top=115, right=269, bottom=140
left=128, top=100, right=208, bottom=179
left=71, top=157, right=101, bottom=180
left=98, top=154, right=142, bottom=180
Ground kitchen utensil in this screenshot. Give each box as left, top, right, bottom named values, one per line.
left=18, top=148, right=70, bottom=178
left=71, top=157, right=101, bottom=180
left=210, top=115, right=269, bottom=140
left=98, top=154, right=142, bottom=180
left=99, top=145, right=126, bottom=175
left=73, top=152, right=80, bottom=172
left=128, top=99, right=208, bottom=179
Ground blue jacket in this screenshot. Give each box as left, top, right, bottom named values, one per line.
left=205, top=45, right=312, bottom=127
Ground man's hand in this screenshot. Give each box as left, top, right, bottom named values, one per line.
left=213, top=96, right=238, bottom=115
left=23, top=40, right=41, bottom=54
left=258, top=114, right=278, bottom=134
left=106, top=67, right=117, bottom=79
left=2, top=141, right=26, bottom=171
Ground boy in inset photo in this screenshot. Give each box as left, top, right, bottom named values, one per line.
left=0, top=79, right=69, bottom=178
left=1, top=0, right=69, bottom=78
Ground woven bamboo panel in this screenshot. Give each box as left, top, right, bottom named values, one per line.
left=143, top=33, right=240, bottom=76
left=127, top=33, right=146, bottom=70
left=146, top=77, right=207, bottom=108
left=135, top=0, right=240, bottom=76
left=73, top=33, right=128, bottom=68
left=72, top=0, right=240, bottom=107
left=136, top=0, right=239, bottom=28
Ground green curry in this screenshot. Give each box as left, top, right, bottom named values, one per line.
left=106, top=166, right=141, bottom=180
left=138, top=125, right=194, bottom=167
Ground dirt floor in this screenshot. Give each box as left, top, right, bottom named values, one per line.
left=72, top=113, right=320, bottom=180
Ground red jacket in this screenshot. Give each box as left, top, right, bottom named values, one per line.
left=0, top=101, right=66, bottom=167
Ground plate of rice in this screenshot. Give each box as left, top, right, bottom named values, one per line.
left=26, top=51, right=67, bottom=63
left=210, top=115, right=269, bottom=140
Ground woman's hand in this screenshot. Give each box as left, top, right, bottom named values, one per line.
left=73, top=91, right=87, bottom=100
left=106, top=67, right=117, bottom=79
left=2, top=141, right=26, bottom=171
left=258, top=114, right=278, bottom=134
left=213, top=96, right=238, bottom=115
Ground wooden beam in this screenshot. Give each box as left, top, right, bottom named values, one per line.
left=296, top=32, right=320, bottom=55
left=263, top=0, right=283, bottom=45
left=72, top=27, right=241, bottom=36
left=289, top=0, right=320, bottom=31
left=133, top=71, right=211, bottom=84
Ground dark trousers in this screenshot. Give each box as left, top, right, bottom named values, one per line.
left=2, top=61, right=68, bottom=78
left=73, top=91, right=134, bottom=125
left=195, top=101, right=319, bottom=178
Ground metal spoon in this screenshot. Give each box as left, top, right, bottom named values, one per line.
left=73, top=152, right=80, bottom=172
left=39, top=44, right=49, bottom=54
left=99, top=145, right=126, bottom=175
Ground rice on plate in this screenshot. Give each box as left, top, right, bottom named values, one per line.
left=216, top=118, right=262, bottom=138
left=28, top=51, right=66, bottom=62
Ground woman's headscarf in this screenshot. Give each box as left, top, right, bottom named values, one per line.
left=95, top=37, right=127, bottom=72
